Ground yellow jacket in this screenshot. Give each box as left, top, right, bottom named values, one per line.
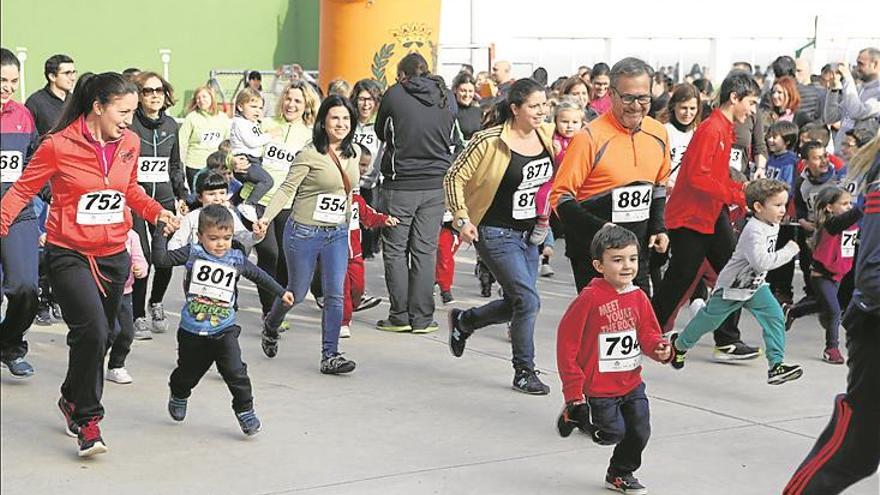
left=444, top=120, right=556, bottom=229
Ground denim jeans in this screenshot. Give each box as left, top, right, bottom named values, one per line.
left=460, top=226, right=539, bottom=370
left=588, top=382, right=651, bottom=477
left=265, top=221, right=348, bottom=358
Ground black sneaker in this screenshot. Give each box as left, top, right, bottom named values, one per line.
left=168, top=395, right=188, bottom=421
left=512, top=368, right=550, bottom=395
left=261, top=323, right=279, bottom=358
left=236, top=409, right=262, bottom=436
left=354, top=295, right=382, bottom=312
left=480, top=284, right=492, bottom=298
left=768, top=362, right=803, bottom=385
left=77, top=418, right=108, bottom=458
left=440, top=290, right=455, bottom=305
left=320, top=353, right=356, bottom=375
left=34, top=304, right=52, bottom=326
left=713, top=342, right=760, bottom=361
left=51, top=302, right=64, bottom=322
left=448, top=309, right=470, bottom=357
left=58, top=396, right=79, bottom=437
left=1, top=356, right=34, bottom=378
left=315, top=296, right=325, bottom=309
left=669, top=334, right=686, bottom=370
left=783, top=303, right=796, bottom=332
left=605, top=472, right=647, bottom=494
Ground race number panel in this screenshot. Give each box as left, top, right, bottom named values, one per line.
left=611, top=184, right=652, bottom=223
left=512, top=157, right=552, bottom=220
left=313, top=193, right=347, bottom=224
left=263, top=142, right=296, bottom=169
left=729, top=147, right=744, bottom=171
left=598, top=329, right=642, bottom=373
left=200, top=130, right=223, bottom=148
left=841, top=230, right=858, bottom=258
left=349, top=200, right=361, bottom=231
left=0, top=150, right=23, bottom=183
left=137, top=157, right=170, bottom=183
left=76, top=190, right=125, bottom=225
left=189, top=260, right=237, bottom=303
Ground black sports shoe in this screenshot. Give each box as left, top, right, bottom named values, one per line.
left=448, top=309, right=470, bottom=357
left=605, top=472, right=647, bottom=494
left=480, top=284, right=492, bottom=298
left=1, top=356, right=34, bottom=378
left=670, top=333, right=686, bottom=370
left=512, top=368, right=550, bottom=395
left=713, top=341, right=760, bottom=361
left=77, top=418, right=108, bottom=458
left=783, top=303, right=796, bottom=332
left=34, top=304, right=52, bottom=326
left=51, top=303, right=64, bottom=322
left=236, top=409, right=262, bottom=436
left=168, top=395, right=188, bottom=421
left=440, top=290, right=455, bottom=305
left=321, top=353, right=356, bottom=375
left=261, top=324, right=279, bottom=358
left=58, top=396, right=79, bottom=437
left=768, top=362, right=803, bottom=385
left=557, top=401, right=590, bottom=438
left=354, top=295, right=382, bottom=312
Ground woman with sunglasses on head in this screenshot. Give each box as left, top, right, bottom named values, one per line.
left=0, top=72, right=180, bottom=457
left=127, top=71, right=188, bottom=341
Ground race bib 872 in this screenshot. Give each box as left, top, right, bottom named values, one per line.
left=137, top=157, right=170, bottom=183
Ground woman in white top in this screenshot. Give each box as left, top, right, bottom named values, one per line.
left=664, top=83, right=701, bottom=191
left=351, top=78, right=383, bottom=258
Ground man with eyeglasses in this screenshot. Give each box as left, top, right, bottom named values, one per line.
left=653, top=70, right=763, bottom=362
left=551, top=57, right=671, bottom=294
left=25, top=54, right=76, bottom=137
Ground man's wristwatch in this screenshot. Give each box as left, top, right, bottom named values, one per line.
left=455, top=217, right=470, bottom=229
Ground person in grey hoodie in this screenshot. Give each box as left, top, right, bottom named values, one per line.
left=374, top=52, right=456, bottom=333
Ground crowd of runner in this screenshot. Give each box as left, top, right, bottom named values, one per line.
left=1, top=45, right=878, bottom=495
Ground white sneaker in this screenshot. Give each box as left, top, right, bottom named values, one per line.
left=539, top=263, right=554, bottom=277
left=688, top=298, right=706, bottom=319
left=339, top=325, right=351, bottom=338
left=133, top=328, right=153, bottom=340
left=237, top=203, right=258, bottom=223
left=106, top=367, right=133, bottom=384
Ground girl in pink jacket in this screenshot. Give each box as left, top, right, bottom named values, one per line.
left=106, top=230, right=149, bottom=384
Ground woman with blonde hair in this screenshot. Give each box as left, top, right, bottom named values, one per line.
left=178, top=85, right=230, bottom=189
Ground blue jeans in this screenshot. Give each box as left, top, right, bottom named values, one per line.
left=265, top=221, right=348, bottom=358
left=461, top=226, right=539, bottom=370
left=588, top=382, right=651, bottom=476
left=812, top=276, right=841, bottom=349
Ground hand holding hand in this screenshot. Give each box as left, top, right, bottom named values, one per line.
left=459, top=222, right=478, bottom=244
left=654, top=342, right=672, bottom=362
left=281, top=291, right=294, bottom=306
left=158, top=210, right=180, bottom=235
left=384, top=216, right=400, bottom=227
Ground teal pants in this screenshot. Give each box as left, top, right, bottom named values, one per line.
left=675, top=285, right=785, bottom=367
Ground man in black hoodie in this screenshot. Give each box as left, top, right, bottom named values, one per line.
left=375, top=53, right=455, bottom=333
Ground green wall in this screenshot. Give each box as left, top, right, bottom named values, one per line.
left=0, top=0, right=319, bottom=116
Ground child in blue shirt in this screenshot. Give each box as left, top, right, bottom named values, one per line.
left=152, top=204, right=292, bottom=436
left=765, top=120, right=800, bottom=305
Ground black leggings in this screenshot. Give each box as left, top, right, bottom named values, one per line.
left=46, top=245, right=129, bottom=425
left=252, top=208, right=290, bottom=315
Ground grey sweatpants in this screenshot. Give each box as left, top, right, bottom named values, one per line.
left=380, top=188, right=445, bottom=329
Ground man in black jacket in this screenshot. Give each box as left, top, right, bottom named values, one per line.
left=25, top=54, right=76, bottom=136
left=375, top=53, right=455, bottom=333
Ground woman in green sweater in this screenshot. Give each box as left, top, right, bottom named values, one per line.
left=178, top=85, right=230, bottom=189
left=241, top=80, right=319, bottom=317
left=255, top=95, right=360, bottom=375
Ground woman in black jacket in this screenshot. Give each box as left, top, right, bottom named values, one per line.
left=127, top=71, right=188, bottom=342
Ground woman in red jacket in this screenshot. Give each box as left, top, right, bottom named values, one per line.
left=0, top=72, right=178, bottom=458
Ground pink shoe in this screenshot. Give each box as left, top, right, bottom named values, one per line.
left=822, top=347, right=844, bottom=365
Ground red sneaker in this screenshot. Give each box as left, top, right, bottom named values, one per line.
left=77, top=418, right=108, bottom=458
left=823, top=348, right=845, bottom=365
left=57, top=396, right=78, bottom=437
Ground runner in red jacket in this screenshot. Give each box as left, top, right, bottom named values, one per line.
left=0, top=72, right=178, bottom=458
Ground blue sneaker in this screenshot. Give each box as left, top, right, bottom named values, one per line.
left=1, top=357, right=34, bottom=378
left=236, top=409, right=261, bottom=436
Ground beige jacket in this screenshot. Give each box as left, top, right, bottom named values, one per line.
left=443, top=120, right=556, bottom=229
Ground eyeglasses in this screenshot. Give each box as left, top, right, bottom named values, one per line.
left=141, top=87, right=165, bottom=97
left=357, top=97, right=374, bottom=103
left=58, top=70, right=77, bottom=77
left=612, top=87, right=651, bottom=105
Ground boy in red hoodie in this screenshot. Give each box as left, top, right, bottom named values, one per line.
left=340, top=147, right=399, bottom=338
left=556, top=224, right=671, bottom=495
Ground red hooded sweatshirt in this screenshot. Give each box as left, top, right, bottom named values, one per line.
left=557, top=278, right=669, bottom=401
left=0, top=116, right=164, bottom=257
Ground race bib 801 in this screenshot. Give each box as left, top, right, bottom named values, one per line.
left=189, top=260, right=237, bottom=303
left=76, top=190, right=125, bottom=225
left=598, top=329, right=642, bottom=373
left=0, top=150, right=24, bottom=183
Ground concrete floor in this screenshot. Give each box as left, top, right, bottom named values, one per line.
left=2, top=243, right=877, bottom=494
